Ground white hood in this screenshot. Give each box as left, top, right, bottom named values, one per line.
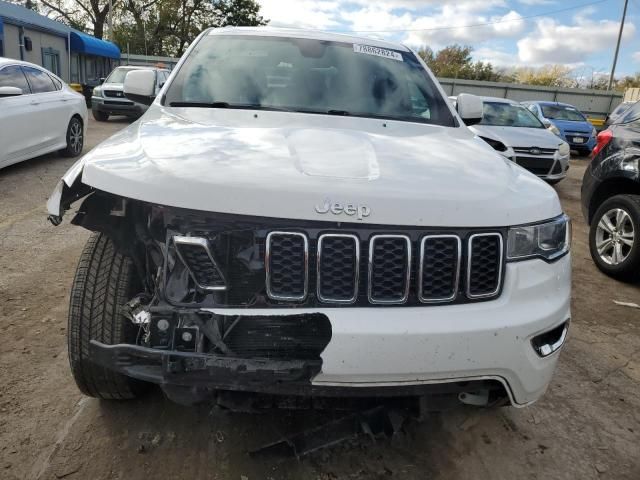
left=471, top=125, right=565, bottom=150
left=73, top=106, right=562, bottom=227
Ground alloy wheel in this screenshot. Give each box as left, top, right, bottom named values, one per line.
left=595, top=208, right=635, bottom=265
left=69, top=121, right=83, bottom=155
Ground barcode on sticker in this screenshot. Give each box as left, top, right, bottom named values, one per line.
left=353, top=44, right=403, bottom=61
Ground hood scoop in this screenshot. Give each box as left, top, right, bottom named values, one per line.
left=288, top=129, right=379, bottom=180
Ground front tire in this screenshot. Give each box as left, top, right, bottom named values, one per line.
left=68, top=233, right=150, bottom=399
left=60, top=117, right=84, bottom=157
left=589, top=194, right=640, bottom=282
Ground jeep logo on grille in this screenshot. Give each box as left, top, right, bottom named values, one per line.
left=315, top=199, right=371, bottom=220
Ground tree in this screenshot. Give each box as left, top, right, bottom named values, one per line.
left=512, top=65, right=575, bottom=88
left=113, top=0, right=267, bottom=56
left=615, top=73, right=640, bottom=91
left=417, top=44, right=505, bottom=82
left=39, top=0, right=114, bottom=38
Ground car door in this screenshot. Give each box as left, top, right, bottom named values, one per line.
left=21, top=66, right=70, bottom=154
left=0, top=65, right=35, bottom=167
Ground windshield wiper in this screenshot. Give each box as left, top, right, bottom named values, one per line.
left=168, top=101, right=291, bottom=112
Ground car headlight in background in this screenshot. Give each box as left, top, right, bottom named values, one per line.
left=93, top=86, right=103, bottom=97
left=591, top=127, right=597, bottom=138
left=558, top=142, right=570, bottom=157
left=547, top=124, right=561, bottom=137
left=507, top=214, right=571, bottom=262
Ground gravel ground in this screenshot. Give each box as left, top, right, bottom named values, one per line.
left=0, top=117, right=639, bottom=480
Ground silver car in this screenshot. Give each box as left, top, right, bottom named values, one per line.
left=91, top=66, right=170, bottom=121
left=469, top=97, right=570, bottom=184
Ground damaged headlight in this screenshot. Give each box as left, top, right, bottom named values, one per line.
left=507, top=214, right=571, bottom=262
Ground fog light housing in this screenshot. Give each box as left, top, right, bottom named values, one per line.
left=531, top=320, right=569, bottom=357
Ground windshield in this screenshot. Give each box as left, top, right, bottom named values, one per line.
left=479, top=102, right=544, bottom=128
left=164, top=35, right=456, bottom=126
left=106, top=67, right=137, bottom=84
left=541, top=104, right=586, bottom=122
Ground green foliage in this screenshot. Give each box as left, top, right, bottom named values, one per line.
left=417, top=44, right=507, bottom=82
left=113, top=0, right=267, bottom=56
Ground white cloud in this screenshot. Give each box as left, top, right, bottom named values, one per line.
left=634, top=51, right=640, bottom=63
left=518, top=18, right=636, bottom=65
left=402, top=6, right=525, bottom=49
left=259, top=1, right=341, bottom=29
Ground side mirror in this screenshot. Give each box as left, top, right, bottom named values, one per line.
left=541, top=119, right=552, bottom=127
left=0, top=86, right=23, bottom=97
left=99, top=77, right=106, bottom=84
left=456, top=93, right=483, bottom=126
left=124, top=70, right=156, bottom=106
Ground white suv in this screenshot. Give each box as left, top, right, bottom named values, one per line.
left=48, top=28, right=571, bottom=408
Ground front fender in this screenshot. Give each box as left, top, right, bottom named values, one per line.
left=46, top=157, right=92, bottom=224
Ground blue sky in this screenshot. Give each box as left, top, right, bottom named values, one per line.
left=258, top=0, right=640, bottom=78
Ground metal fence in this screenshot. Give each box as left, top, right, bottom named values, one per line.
left=437, top=77, right=623, bottom=120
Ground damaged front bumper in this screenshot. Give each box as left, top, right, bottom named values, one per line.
left=92, top=255, right=570, bottom=407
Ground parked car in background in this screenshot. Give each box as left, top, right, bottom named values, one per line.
left=465, top=97, right=570, bottom=184
left=523, top=101, right=596, bottom=156
left=581, top=101, right=640, bottom=282
left=605, top=101, right=635, bottom=128
left=0, top=58, right=87, bottom=170
left=48, top=28, right=571, bottom=410
left=91, top=65, right=170, bottom=121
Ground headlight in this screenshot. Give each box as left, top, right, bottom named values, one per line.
left=591, top=127, right=597, bottom=138
left=558, top=142, right=570, bottom=156
left=547, top=124, right=561, bottom=137
left=507, top=214, right=571, bottom=262
left=93, top=87, right=102, bottom=97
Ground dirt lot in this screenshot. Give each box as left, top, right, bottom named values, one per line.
left=0, top=117, right=639, bottom=480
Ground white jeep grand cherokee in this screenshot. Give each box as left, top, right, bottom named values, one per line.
left=48, top=28, right=571, bottom=408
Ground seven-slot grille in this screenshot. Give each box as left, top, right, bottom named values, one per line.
left=174, top=236, right=227, bottom=291
left=467, top=233, right=503, bottom=298
left=317, top=234, right=360, bottom=303
left=419, top=235, right=461, bottom=303
left=265, top=232, right=309, bottom=301
left=265, top=231, right=503, bottom=305
left=368, top=235, right=411, bottom=304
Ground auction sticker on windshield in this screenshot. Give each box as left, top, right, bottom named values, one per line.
left=353, top=44, right=403, bottom=61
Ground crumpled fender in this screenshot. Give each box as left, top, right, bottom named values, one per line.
left=46, top=157, right=92, bottom=225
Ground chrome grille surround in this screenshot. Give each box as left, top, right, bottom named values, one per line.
left=367, top=234, right=412, bottom=305
left=466, top=233, right=504, bottom=299
left=265, top=231, right=309, bottom=302
left=173, top=236, right=228, bottom=291
left=418, top=235, right=462, bottom=303
left=316, top=233, right=360, bottom=304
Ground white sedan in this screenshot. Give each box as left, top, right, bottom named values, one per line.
left=0, top=58, right=88, bottom=170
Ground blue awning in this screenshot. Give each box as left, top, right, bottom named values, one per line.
left=70, top=31, right=120, bottom=59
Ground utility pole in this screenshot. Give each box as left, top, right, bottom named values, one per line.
left=608, top=0, right=629, bottom=90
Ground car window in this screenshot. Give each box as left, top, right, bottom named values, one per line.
left=164, top=35, right=456, bottom=126
left=0, top=65, right=31, bottom=93
left=49, top=74, right=62, bottom=90
left=106, top=67, right=137, bottom=84
left=540, top=104, right=586, bottom=122
left=480, top=102, right=544, bottom=128
left=22, top=66, right=56, bottom=93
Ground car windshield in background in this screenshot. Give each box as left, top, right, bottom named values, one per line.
left=480, top=102, right=544, bottom=128
left=164, top=35, right=456, bottom=126
left=620, top=101, right=640, bottom=124
left=106, top=68, right=135, bottom=84
left=541, top=104, right=586, bottom=122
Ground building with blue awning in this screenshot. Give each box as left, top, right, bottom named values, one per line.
left=0, top=0, right=120, bottom=93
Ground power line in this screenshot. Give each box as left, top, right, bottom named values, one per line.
left=333, top=0, right=610, bottom=34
